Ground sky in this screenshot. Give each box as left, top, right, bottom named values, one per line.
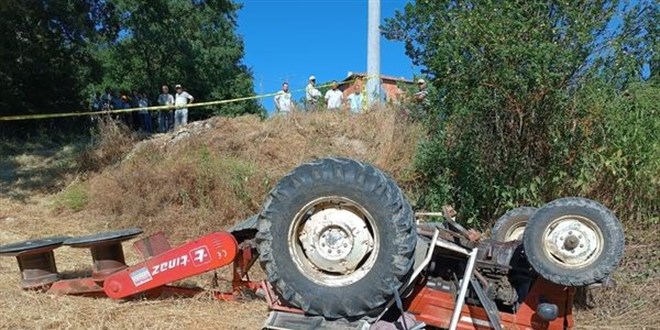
left=235, top=0, right=418, bottom=113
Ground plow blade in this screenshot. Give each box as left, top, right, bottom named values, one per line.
left=103, top=232, right=237, bottom=299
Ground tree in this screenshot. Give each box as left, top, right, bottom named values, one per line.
left=383, top=0, right=658, bottom=223
left=0, top=0, right=116, bottom=121
left=0, top=0, right=262, bottom=136
left=97, top=0, right=263, bottom=118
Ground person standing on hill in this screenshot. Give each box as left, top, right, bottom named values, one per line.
left=158, top=85, right=174, bottom=132
left=138, top=92, right=151, bottom=133
left=412, top=78, right=430, bottom=120
left=414, top=78, right=429, bottom=103
left=102, top=87, right=113, bottom=111
left=347, top=87, right=363, bottom=114
left=174, top=84, right=194, bottom=128
left=274, top=82, right=293, bottom=115
left=305, top=75, right=321, bottom=111
left=324, top=81, right=343, bottom=111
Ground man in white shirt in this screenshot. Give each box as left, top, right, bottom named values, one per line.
left=305, top=75, right=321, bottom=111
left=274, top=82, right=292, bottom=115
left=158, top=85, right=174, bottom=132
left=347, top=88, right=363, bottom=114
left=324, top=81, right=343, bottom=111
left=174, top=84, right=194, bottom=128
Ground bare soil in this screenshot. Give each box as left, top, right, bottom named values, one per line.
left=0, top=111, right=658, bottom=329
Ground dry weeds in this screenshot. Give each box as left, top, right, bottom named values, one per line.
left=84, top=109, right=423, bottom=242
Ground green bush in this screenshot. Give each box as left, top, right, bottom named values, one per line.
left=384, top=0, right=658, bottom=226
left=548, top=82, right=659, bottom=224
left=55, top=181, right=89, bottom=212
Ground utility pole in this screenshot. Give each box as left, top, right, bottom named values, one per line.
left=367, top=0, right=380, bottom=106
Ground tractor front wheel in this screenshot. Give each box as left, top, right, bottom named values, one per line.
left=523, top=197, right=624, bottom=286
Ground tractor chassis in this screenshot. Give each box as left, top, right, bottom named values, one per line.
left=1, top=225, right=576, bottom=330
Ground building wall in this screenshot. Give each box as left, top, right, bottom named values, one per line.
left=339, top=78, right=409, bottom=103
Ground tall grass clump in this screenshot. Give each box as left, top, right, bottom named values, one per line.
left=78, top=117, right=136, bottom=171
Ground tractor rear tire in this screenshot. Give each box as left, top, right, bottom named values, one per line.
left=523, top=197, right=624, bottom=286
left=492, top=207, right=538, bottom=242
left=256, top=157, right=416, bottom=319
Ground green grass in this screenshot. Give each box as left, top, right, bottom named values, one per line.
left=54, top=181, right=89, bottom=212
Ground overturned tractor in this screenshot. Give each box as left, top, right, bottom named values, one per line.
left=0, top=157, right=625, bottom=330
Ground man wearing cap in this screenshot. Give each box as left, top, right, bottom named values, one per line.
left=412, top=78, right=430, bottom=120
left=324, top=81, right=343, bottom=111
left=174, top=84, right=194, bottom=128
left=414, top=79, right=428, bottom=102
left=305, top=76, right=322, bottom=111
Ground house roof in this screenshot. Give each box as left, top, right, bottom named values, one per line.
left=342, top=72, right=414, bottom=84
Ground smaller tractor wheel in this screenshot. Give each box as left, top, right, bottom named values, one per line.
left=523, top=197, right=624, bottom=286
left=492, top=207, right=538, bottom=242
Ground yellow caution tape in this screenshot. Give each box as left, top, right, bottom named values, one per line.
left=0, top=75, right=381, bottom=121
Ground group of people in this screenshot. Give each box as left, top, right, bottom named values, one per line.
left=90, top=84, right=194, bottom=133
left=274, top=76, right=362, bottom=115
left=274, top=75, right=429, bottom=117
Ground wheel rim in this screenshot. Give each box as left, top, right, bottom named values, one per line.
left=288, top=196, right=378, bottom=287
left=504, top=223, right=527, bottom=242
left=542, top=215, right=604, bottom=269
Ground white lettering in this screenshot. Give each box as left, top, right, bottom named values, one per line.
left=149, top=255, right=189, bottom=275
left=193, top=249, right=206, bottom=263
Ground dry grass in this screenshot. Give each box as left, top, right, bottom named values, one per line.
left=0, top=198, right=266, bottom=330
left=573, top=228, right=660, bottom=330
left=1, top=109, right=658, bottom=329
left=83, top=109, right=423, bottom=242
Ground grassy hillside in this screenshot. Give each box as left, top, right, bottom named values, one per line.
left=76, top=110, right=423, bottom=242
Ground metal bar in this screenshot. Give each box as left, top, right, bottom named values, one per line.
left=103, top=232, right=237, bottom=299
left=448, top=247, right=479, bottom=330
left=435, top=238, right=470, bottom=256
left=375, top=230, right=440, bottom=324
left=407, top=230, right=439, bottom=287
left=470, top=278, right=503, bottom=330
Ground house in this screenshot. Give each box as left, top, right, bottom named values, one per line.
left=338, top=72, right=414, bottom=103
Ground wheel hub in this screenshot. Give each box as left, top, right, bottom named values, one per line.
left=506, top=225, right=526, bottom=242
left=544, top=217, right=603, bottom=268
left=299, top=208, right=374, bottom=274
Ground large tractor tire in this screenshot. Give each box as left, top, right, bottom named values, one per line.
left=523, top=197, right=625, bottom=286
left=256, top=157, right=417, bottom=319
left=491, top=207, right=538, bottom=242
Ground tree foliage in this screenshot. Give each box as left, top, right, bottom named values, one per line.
left=0, top=0, right=115, bottom=117
left=383, top=0, right=658, bottom=224
left=0, top=0, right=262, bottom=132
left=97, top=0, right=261, bottom=117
